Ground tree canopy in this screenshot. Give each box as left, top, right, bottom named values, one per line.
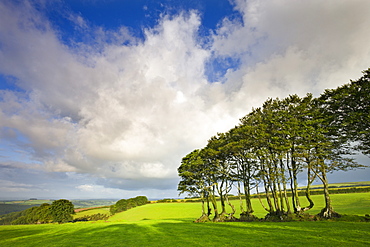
left=49, top=199, right=75, bottom=224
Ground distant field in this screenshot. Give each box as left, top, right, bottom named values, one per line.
left=308, top=181, right=370, bottom=188
left=1, top=200, right=52, bottom=205
left=0, top=192, right=369, bottom=246
left=299, top=181, right=370, bottom=190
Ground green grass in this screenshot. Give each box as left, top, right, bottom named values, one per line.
left=108, top=202, right=200, bottom=222
left=0, top=220, right=369, bottom=246
left=1, top=193, right=369, bottom=246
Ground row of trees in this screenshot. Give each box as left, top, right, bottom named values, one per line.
left=1, top=199, right=75, bottom=225
left=178, top=69, right=369, bottom=222
left=110, top=196, right=148, bottom=215
left=1, top=196, right=150, bottom=225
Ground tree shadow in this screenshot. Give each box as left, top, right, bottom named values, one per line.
left=1, top=221, right=369, bottom=246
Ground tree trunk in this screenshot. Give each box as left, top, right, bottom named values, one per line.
left=292, top=162, right=301, bottom=213
left=280, top=159, right=291, bottom=213
left=206, top=192, right=211, bottom=216
left=210, top=185, right=220, bottom=221
left=225, top=194, right=236, bottom=220
left=256, top=184, right=269, bottom=212
left=237, top=181, right=245, bottom=213
left=264, top=180, right=274, bottom=213
left=289, top=147, right=301, bottom=213
left=217, top=186, right=226, bottom=215
left=302, top=165, right=315, bottom=212
left=317, top=169, right=339, bottom=218
left=195, top=190, right=210, bottom=223
left=287, top=152, right=297, bottom=211
left=201, top=191, right=206, bottom=216
left=244, top=180, right=253, bottom=214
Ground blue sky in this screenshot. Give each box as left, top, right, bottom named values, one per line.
left=0, top=0, right=369, bottom=200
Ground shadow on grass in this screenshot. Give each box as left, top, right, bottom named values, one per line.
left=1, top=221, right=369, bottom=246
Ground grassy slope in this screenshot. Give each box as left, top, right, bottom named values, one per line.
left=108, top=193, right=370, bottom=222
left=1, top=193, right=369, bottom=246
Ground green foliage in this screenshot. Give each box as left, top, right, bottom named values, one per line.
left=110, top=196, right=148, bottom=215
left=320, top=68, right=370, bottom=155
left=0, top=203, right=52, bottom=225
left=156, top=198, right=179, bottom=203
left=49, top=199, right=75, bottom=224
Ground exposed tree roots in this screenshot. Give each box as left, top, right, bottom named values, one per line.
left=317, top=208, right=341, bottom=219
left=194, top=214, right=211, bottom=223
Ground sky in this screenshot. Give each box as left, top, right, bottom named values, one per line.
left=0, top=0, right=369, bottom=200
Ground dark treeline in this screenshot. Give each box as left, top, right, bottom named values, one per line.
left=73, top=213, right=109, bottom=222
left=0, top=204, right=38, bottom=216
left=0, top=203, right=51, bottom=225
left=110, top=196, right=148, bottom=215
left=178, top=68, right=369, bottom=222
left=0, top=199, right=75, bottom=225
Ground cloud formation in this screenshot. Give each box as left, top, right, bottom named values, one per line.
left=0, top=0, right=369, bottom=198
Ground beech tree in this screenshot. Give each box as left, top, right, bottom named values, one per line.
left=204, top=135, right=236, bottom=221
left=226, top=125, right=258, bottom=220
left=178, top=149, right=212, bottom=222
left=178, top=68, right=368, bottom=221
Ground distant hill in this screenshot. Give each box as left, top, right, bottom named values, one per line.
left=0, top=204, right=39, bottom=216
left=71, top=199, right=118, bottom=209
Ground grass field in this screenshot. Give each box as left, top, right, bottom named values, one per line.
left=0, top=193, right=369, bottom=246
left=0, top=220, right=369, bottom=246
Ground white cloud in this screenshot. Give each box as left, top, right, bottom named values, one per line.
left=0, top=0, right=369, bottom=196
left=76, top=184, right=94, bottom=192
left=217, top=0, right=370, bottom=111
